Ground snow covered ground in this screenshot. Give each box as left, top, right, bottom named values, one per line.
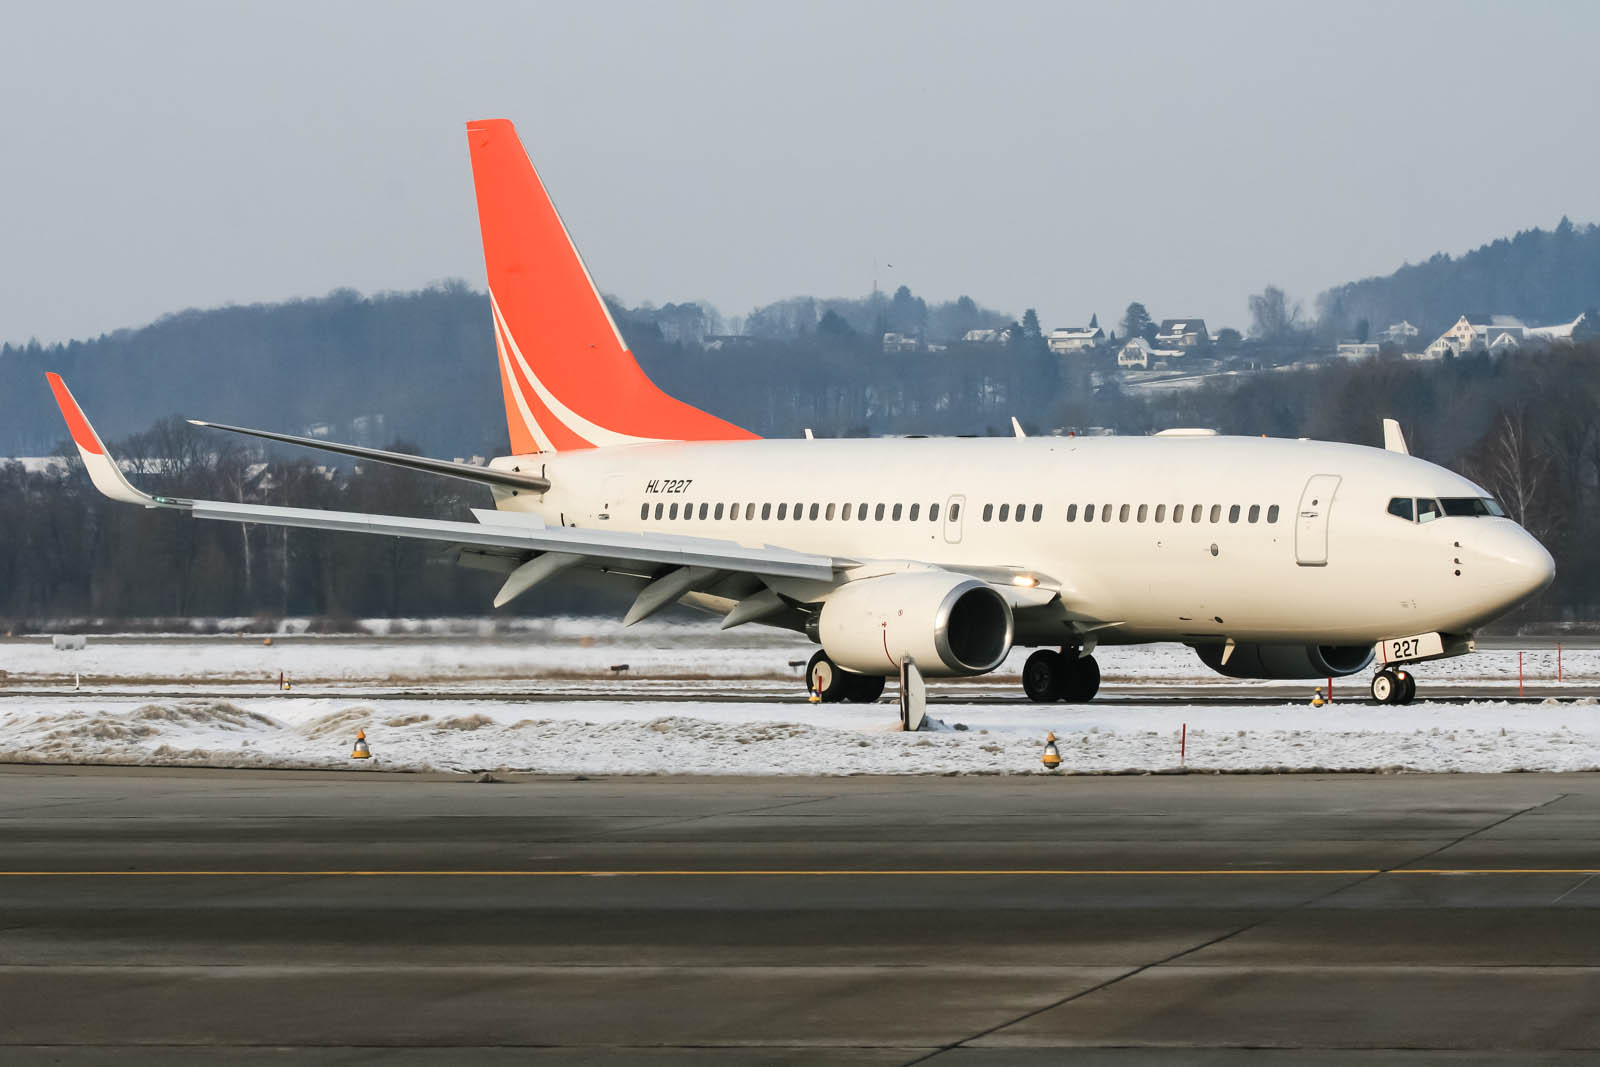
left=1, top=622, right=1597, bottom=775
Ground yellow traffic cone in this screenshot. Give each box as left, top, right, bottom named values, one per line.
left=350, top=729, right=371, bottom=759
left=1041, top=731, right=1062, bottom=771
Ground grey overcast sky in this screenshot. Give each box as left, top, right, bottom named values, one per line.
left=4, top=0, right=1598, bottom=343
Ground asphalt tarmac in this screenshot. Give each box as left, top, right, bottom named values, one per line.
left=2, top=766, right=1599, bottom=1063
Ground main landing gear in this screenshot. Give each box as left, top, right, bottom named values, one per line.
left=1370, top=667, right=1417, bottom=705
left=1022, top=649, right=1101, bottom=703
left=806, top=650, right=886, bottom=704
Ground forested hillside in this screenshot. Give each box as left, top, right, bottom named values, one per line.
left=0, top=285, right=1038, bottom=457
left=1318, top=218, right=1600, bottom=338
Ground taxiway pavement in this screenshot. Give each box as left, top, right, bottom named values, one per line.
left=1, top=766, right=1598, bottom=1063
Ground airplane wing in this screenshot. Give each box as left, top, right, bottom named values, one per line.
left=46, top=374, right=1083, bottom=629
left=45, top=375, right=839, bottom=594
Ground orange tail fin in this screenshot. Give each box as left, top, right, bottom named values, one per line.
left=466, top=118, right=756, bottom=453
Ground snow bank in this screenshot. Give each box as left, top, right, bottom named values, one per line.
left=3, top=694, right=1598, bottom=776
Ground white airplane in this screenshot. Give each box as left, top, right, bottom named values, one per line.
left=47, top=118, right=1554, bottom=706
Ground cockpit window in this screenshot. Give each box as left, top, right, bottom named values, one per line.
left=1441, top=497, right=1504, bottom=517
left=1390, top=496, right=1505, bottom=523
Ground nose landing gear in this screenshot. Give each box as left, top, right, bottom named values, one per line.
left=1371, top=667, right=1417, bottom=705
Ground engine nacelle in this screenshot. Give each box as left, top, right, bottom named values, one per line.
left=1194, top=642, right=1375, bottom=679
left=818, top=572, right=1014, bottom=676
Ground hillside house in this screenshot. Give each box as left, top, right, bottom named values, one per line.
left=1154, top=319, right=1209, bottom=347
left=1047, top=325, right=1104, bottom=354
left=1380, top=321, right=1420, bottom=344
left=1336, top=342, right=1381, bottom=360
left=881, top=332, right=920, bottom=352
left=1424, top=315, right=1526, bottom=359
left=962, top=328, right=1012, bottom=345
left=1118, top=337, right=1186, bottom=369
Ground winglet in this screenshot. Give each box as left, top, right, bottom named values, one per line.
left=1011, top=417, right=1027, bottom=439
left=45, top=373, right=160, bottom=506
left=1382, top=418, right=1409, bottom=455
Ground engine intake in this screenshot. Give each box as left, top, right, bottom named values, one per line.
left=1194, top=642, right=1374, bottom=679
left=819, top=572, right=1013, bottom=676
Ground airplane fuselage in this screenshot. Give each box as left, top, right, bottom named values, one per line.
left=491, top=434, right=1554, bottom=649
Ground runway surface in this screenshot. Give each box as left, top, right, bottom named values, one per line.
left=2, top=767, right=1599, bottom=1062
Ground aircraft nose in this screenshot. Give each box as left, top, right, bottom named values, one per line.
left=1475, top=523, right=1555, bottom=603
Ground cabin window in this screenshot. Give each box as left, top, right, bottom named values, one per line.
left=1388, top=497, right=1413, bottom=521
left=929, top=503, right=940, bottom=522
left=640, top=503, right=649, bottom=520
left=695, top=503, right=705, bottom=519
left=1084, top=503, right=1095, bottom=521
left=1191, top=504, right=1203, bottom=523
left=1102, top=503, right=1113, bottom=523
left=729, top=502, right=739, bottom=519
left=841, top=502, right=851, bottom=521
left=1031, top=504, right=1043, bottom=522
left=998, top=504, right=1010, bottom=521
left=858, top=503, right=868, bottom=520
left=761, top=503, right=772, bottom=520
left=1267, top=504, right=1280, bottom=523
left=1171, top=504, right=1183, bottom=524
left=1248, top=504, right=1260, bottom=523
left=1209, top=504, right=1221, bottom=523
left=746, top=503, right=756, bottom=520
left=892, top=503, right=903, bottom=521
left=949, top=503, right=961, bottom=520
left=776, top=503, right=787, bottom=520
left=875, top=503, right=886, bottom=521
left=669, top=503, right=679, bottom=519
left=825, top=503, right=836, bottom=520
left=1416, top=498, right=1442, bottom=523
left=714, top=503, right=725, bottom=520
left=1156, top=504, right=1167, bottom=522
left=1067, top=503, right=1078, bottom=521
left=655, top=503, right=665, bottom=520
left=1119, top=504, right=1130, bottom=522
left=810, top=503, right=820, bottom=520
left=1228, top=504, right=1240, bottom=523
left=1011, top=503, right=1021, bottom=522
left=684, top=506, right=693, bottom=522
left=794, top=501, right=803, bottom=519
left=909, top=503, right=920, bottom=521
left=1137, top=504, right=1148, bottom=522
left=984, top=504, right=995, bottom=522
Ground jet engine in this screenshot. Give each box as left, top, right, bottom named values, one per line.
left=1194, top=642, right=1374, bottom=679
left=818, top=572, right=1013, bottom=676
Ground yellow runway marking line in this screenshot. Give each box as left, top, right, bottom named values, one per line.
left=1, top=868, right=1598, bottom=878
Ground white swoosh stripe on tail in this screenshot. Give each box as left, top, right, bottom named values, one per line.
left=491, top=290, right=670, bottom=448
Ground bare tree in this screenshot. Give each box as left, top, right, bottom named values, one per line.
left=1248, top=285, right=1301, bottom=342
left=1466, top=407, right=1554, bottom=540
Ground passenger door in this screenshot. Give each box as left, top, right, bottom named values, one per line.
left=1295, top=474, right=1341, bottom=566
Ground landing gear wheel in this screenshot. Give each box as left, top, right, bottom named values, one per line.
left=1371, top=669, right=1398, bottom=704
left=843, top=672, right=886, bottom=703
left=1022, top=649, right=1067, bottom=702
left=1061, top=654, right=1101, bottom=704
left=806, top=650, right=849, bottom=703
left=1396, top=670, right=1416, bottom=705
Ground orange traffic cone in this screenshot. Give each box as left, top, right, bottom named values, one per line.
left=350, top=729, right=371, bottom=759
left=1041, top=731, right=1062, bottom=771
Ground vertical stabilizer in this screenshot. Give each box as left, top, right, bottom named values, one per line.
left=465, top=118, right=756, bottom=453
